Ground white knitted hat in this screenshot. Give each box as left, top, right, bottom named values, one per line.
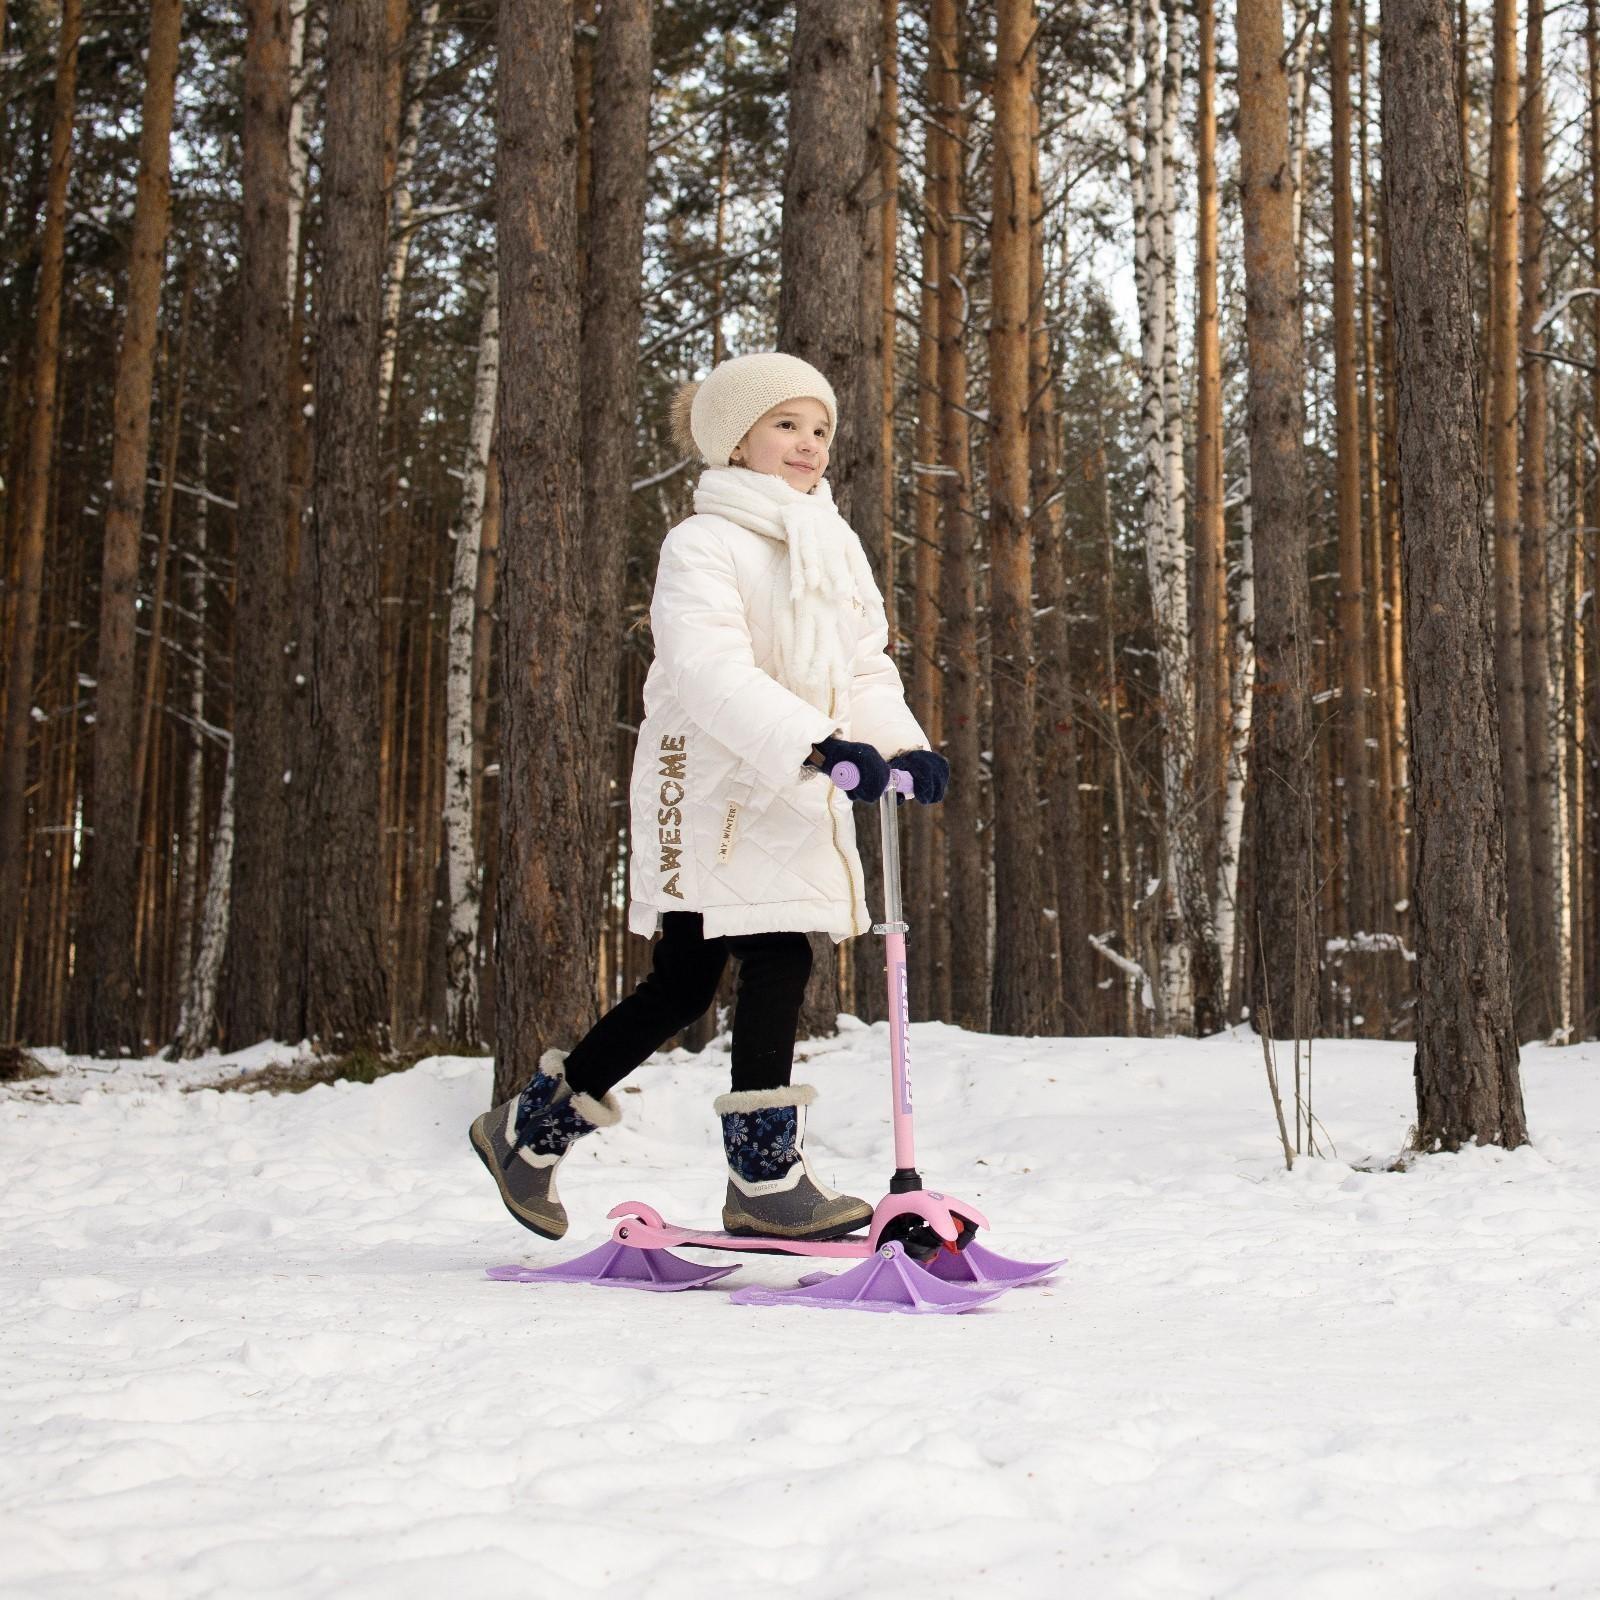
left=680, top=351, right=838, bottom=467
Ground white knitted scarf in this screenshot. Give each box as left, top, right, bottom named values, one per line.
left=693, top=465, right=880, bottom=714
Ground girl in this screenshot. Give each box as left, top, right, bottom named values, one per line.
left=470, top=351, right=950, bottom=1244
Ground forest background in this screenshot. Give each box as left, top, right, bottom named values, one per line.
left=0, top=0, right=1592, bottom=1145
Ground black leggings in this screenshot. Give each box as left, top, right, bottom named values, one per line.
left=561, top=911, right=813, bottom=1099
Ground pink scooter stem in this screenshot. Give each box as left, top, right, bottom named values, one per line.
left=827, top=762, right=919, bottom=1175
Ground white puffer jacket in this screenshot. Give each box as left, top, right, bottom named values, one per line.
left=627, top=466, right=929, bottom=943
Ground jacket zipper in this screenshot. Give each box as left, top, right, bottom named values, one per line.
left=824, top=691, right=865, bottom=937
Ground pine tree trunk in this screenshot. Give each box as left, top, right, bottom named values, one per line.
left=225, top=0, right=293, bottom=1049
left=778, top=0, right=876, bottom=1042
left=495, top=0, right=593, bottom=1101
left=1031, top=83, right=1089, bottom=1035
left=1194, top=0, right=1227, bottom=939
left=1518, top=0, right=1558, bottom=1037
left=1381, top=0, right=1527, bottom=1147
left=987, top=0, right=1049, bottom=1035
left=376, top=0, right=441, bottom=421
left=909, top=86, right=945, bottom=1022
left=1489, top=0, right=1534, bottom=1034
left=304, top=0, right=390, bottom=1052
left=932, top=0, right=986, bottom=1033
left=0, top=0, right=79, bottom=1042
left=1236, top=0, right=1319, bottom=1040
left=575, top=0, right=650, bottom=1028
left=69, top=0, right=185, bottom=1055
left=1332, top=0, right=1374, bottom=961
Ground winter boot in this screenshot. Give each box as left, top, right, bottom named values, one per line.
left=714, top=1084, right=872, bottom=1241
left=469, top=1049, right=621, bottom=1240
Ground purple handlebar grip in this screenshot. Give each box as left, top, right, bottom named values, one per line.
left=826, top=761, right=916, bottom=798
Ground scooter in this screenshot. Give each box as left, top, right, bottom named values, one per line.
left=487, top=764, right=1061, bottom=1314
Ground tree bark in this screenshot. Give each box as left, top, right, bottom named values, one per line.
left=1031, top=80, right=1089, bottom=1035
left=495, top=0, right=592, bottom=1101
left=1381, top=0, right=1527, bottom=1147
left=1194, top=0, right=1227, bottom=921
left=987, top=0, right=1049, bottom=1035
left=1236, top=0, right=1319, bottom=1040
left=225, top=0, right=293, bottom=1049
left=575, top=0, right=651, bottom=1030
left=1489, top=0, right=1534, bottom=1034
left=777, top=0, right=876, bottom=1041
left=443, top=277, right=498, bottom=1047
left=932, top=0, right=986, bottom=1033
left=1332, top=0, right=1374, bottom=964
left=909, top=64, right=945, bottom=1022
left=1518, top=0, right=1558, bottom=1037
left=69, top=0, right=185, bottom=1055
left=0, top=0, right=79, bottom=1041
left=303, top=0, right=390, bottom=1052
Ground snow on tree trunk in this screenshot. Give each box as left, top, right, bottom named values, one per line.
left=443, top=276, right=498, bottom=1047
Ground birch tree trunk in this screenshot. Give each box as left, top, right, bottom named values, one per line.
left=172, top=425, right=211, bottom=1043
left=1219, top=459, right=1257, bottom=1007
left=1381, top=0, right=1526, bottom=1147
left=443, top=277, right=498, bottom=1047
left=177, top=745, right=235, bottom=1059
left=0, top=0, right=79, bottom=1041
left=70, top=0, right=184, bottom=1055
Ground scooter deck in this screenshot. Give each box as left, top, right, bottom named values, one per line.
left=607, top=1205, right=872, bottom=1259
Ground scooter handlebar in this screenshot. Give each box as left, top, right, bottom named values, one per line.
left=827, top=761, right=914, bottom=799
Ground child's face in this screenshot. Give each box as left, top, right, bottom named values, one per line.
left=731, top=397, right=831, bottom=493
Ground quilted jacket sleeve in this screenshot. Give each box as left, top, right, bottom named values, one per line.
left=652, top=518, right=840, bottom=790
left=846, top=569, right=930, bottom=758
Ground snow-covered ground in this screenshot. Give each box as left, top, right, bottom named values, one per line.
left=3, top=1024, right=1597, bottom=1599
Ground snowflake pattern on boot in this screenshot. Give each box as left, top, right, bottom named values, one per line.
left=720, top=1104, right=803, bottom=1184
left=514, top=1071, right=593, bottom=1157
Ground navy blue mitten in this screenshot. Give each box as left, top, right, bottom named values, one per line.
left=888, top=749, right=950, bottom=805
left=812, top=735, right=890, bottom=804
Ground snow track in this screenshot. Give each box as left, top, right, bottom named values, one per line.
left=4, top=1026, right=1598, bottom=1597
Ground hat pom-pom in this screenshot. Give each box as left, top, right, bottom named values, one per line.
left=669, top=379, right=701, bottom=459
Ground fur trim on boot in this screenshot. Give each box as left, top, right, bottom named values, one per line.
left=469, top=1049, right=620, bottom=1240
left=713, top=1083, right=870, bottom=1241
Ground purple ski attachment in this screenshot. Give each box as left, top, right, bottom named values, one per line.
left=728, top=1241, right=1006, bottom=1314
left=486, top=1238, right=736, bottom=1292
left=797, top=1237, right=1064, bottom=1292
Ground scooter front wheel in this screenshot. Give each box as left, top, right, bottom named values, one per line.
left=873, top=1206, right=979, bottom=1262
